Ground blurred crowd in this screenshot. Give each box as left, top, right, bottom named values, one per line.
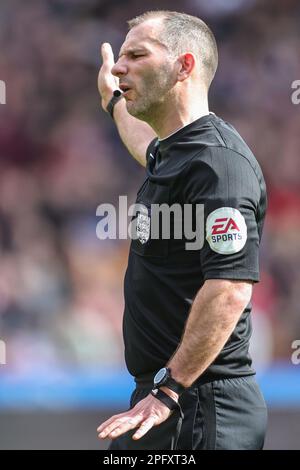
left=0, top=0, right=299, bottom=377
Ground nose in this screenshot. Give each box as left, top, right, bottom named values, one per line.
left=111, top=58, right=127, bottom=78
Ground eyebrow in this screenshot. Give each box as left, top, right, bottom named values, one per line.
left=118, top=37, right=167, bottom=59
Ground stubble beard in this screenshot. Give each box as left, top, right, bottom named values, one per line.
left=126, top=63, right=174, bottom=124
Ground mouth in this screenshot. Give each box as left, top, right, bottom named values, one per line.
left=119, top=84, right=132, bottom=96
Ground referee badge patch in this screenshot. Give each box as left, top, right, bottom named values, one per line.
left=137, top=205, right=150, bottom=244
left=206, top=207, right=247, bottom=254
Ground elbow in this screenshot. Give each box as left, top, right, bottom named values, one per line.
left=226, top=281, right=253, bottom=312
left=205, top=279, right=253, bottom=311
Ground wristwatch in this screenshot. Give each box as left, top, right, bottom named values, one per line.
left=153, top=367, right=186, bottom=395
left=106, top=90, right=123, bottom=119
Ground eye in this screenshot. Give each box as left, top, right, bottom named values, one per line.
left=131, top=53, right=145, bottom=59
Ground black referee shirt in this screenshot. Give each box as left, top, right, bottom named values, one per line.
left=123, top=113, right=267, bottom=380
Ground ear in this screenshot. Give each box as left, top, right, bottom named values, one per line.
left=177, top=53, right=196, bottom=82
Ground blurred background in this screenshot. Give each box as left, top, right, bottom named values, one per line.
left=0, top=0, right=299, bottom=450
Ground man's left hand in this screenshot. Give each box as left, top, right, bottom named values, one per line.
left=97, top=393, right=172, bottom=441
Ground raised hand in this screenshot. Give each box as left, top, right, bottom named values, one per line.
left=98, top=42, right=120, bottom=111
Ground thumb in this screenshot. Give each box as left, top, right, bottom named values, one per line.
left=101, top=42, right=115, bottom=68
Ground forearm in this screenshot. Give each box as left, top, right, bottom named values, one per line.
left=167, top=279, right=252, bottom=388
left=98, top=43, right=156, bottom=167
left=113, top=99, right=156, bottom=167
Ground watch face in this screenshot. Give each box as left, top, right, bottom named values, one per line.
left=154, top=367, right=167, bottom=386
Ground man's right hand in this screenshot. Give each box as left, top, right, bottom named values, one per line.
left=97, top=42, right=155, bottom=168
left=98, top=42, right=120, bottom=111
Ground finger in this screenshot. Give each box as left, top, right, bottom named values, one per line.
left=106, top=416, right=143, bottom=439
left=132, top=416, right=156, bottom=440
left=99, top=420, right=125, bottom=439
left=97, top=415, right=117, bottom=433
left=101, top=42, right=115, bottom=68
left=97, top=413, right=124, bottom=434
left=99, top=421, right=124, bottom=439
left=98, top=418, right=125, bottom=439
left=98, top=414, right=143, bottom=439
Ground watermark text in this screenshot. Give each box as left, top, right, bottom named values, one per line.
left=0, top=340, right=6, bottom=365
left=0, top=80, right=6, bottom=104
left=96, top=196, right=205, bottom=250
left=291, top=80, right=300, bottom=105
left=291, top=340, right=300, bottom=365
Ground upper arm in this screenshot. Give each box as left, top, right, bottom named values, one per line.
left=126, top=136, right=153, bottom=168
left=112, top=100, right=157, bottom=168
left=133, top=138, right=152, bottom=168
left=184, top=147, right=263, bottom=283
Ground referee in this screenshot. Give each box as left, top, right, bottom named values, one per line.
left=97, top=10, right=267, bottom=450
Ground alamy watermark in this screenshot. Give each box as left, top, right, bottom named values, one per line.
left=96, top=196, right=205, bottom=250
left=291, top=340, right=300, bottom=365
left=96, top=197, right=248, bottom=255
left=0, top=80, right=6, bottom=104
left=291, top=80, right=300, bottom=105
left=0, top=339, right=6, bottom=365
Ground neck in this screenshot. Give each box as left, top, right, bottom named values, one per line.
left=147, top=91, right=209, bottom=139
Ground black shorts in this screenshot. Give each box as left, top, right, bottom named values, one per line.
left=108, top=375, right=267, bottom=450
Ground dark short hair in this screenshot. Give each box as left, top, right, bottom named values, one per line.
left=128, top=10, right=218, bottom=89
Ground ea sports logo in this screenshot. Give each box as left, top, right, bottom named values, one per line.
left=206, top=207, right=247, bottom=255
left=211, top=217, right=240, bottom=235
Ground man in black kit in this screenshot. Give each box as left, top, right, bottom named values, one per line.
left=97, top=10, right=268, bottom=450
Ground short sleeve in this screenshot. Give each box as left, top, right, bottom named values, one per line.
left=183, top=146, right=261, bottom=282
left=145, top=138, right=159, bottom=167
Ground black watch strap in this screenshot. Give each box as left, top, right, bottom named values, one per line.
left=151, top=389, right=184, bottom=451
left=164, top=376, right=186, bottom=395
left=150, top=389, right=183, bottom=416
left=106, top=90, right=123, bottom=119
